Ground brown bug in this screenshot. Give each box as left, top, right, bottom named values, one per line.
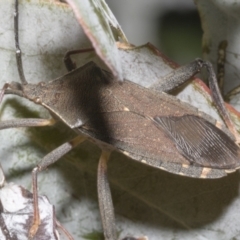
left=1, top=0, right=240, bottom=239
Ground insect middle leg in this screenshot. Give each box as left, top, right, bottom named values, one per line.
left=28, top=135, right=86, bottom=238
left=0, top=110, right=85, bottom=239
left=64, top=49, right=146, bottom=240
left=63, top=49, right=119, bottom=239
left=97, top=150, right=118, bottom=240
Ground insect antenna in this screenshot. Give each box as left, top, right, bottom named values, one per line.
left=14, top=0, right=28, bottom=85
left=0, top=0, right=28, bottom=103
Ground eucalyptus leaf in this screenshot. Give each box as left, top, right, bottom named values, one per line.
left=66, top=0, right=128, bottom=80
left=0, top=1, right=240, bottom=240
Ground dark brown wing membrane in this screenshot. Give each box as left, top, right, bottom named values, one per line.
left=154, top=115, right=240, bottom=169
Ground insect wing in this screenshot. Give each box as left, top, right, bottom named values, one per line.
left=154, top=115, right=240, bottom=169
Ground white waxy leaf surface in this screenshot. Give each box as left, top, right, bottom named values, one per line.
left=0, top=1, right=240, bottom=240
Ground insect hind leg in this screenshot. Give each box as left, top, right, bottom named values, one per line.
left=151, top=59, right=240, bottom=144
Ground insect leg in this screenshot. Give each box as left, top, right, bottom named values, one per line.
left=29, top=135, right=86, bottom=238
left=204, top=61, right=240, bottom=143
left=97, top=150, right=143, bottom=240
left=121, top=237, right=147, bottom=240
left=151, top=59, right=240, bottom=143
left=150, top=58, right=228, bottom=98
left=0, top=118, right=56, bottom=130
left=64, top=48, right=95, bottom=71
left=97, top=150, right=117, bottom=240
left=0, top=118, right=77, bottom=237
left=0, top=163, right=5, bottom=188
left=217, top=40, right=228, bottom=95
left=56, top=220, right=74, bottom=240
left=225, top=85, right=240, bottom=101
left=150, top=59, right=205, bottom=93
